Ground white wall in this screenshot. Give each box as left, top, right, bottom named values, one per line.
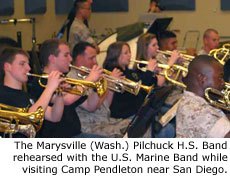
left=0, top=0, right=229, bottom=51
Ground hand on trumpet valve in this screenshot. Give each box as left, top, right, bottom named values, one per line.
left=147, top=58, right=158, bottom=72
left=186, top=48, right=197, bottom=56
left=155, top=64, right=163, bottom=74
left=57, top=82, right=72, bottom=96
left=46, top=71, right=66, bottom=93
left=168, top=50, right=180, bottom=66
left=85, top=65, right=104, bottom=82
left=110, top=68, right=124, bottom=79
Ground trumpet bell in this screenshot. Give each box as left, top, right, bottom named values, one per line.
left=204, top=88, right=230, bottom=111
left=209, top=47, right=230, bottom=65
left=95, top=78, right=108, bottom=97
left=204, top=83, right=230, bottom=111
left=0, top=104, right=44, bottom=138
left=164, top=64, right=188, bottom=88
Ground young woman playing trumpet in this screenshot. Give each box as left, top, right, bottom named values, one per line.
left=103, top=41, right=158, bottom=119
left=136, top=33, right=180, bottom=86
left=135, top=33, right=184, bottom=138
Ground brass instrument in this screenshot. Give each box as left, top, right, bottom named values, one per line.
left=130, top=59, right=188, bottom=88
left=69, top=64, right=153, bottom=95
left=157, top=50, right=195, bottom=62
left=209, top=45, right=230, bottom=65
left=0, top=103, right=44, bottom=138
left=204, top=83, right=230, bottom=111
left=27, top=73, right=107, bottom=97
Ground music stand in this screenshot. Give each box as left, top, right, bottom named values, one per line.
left=147, top=17, right=173, bottom=39
left=138, top=13, right=166, bottom=24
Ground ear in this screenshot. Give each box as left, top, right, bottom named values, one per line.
left=48, top=54, right=56, bottom=64
left=197, top=73, right=207, bottom=87
left=204, top=37, right=208, bottom=45
left=4, top=62, right=11, bottom=72
left=75, top=55, right=83, bottom=66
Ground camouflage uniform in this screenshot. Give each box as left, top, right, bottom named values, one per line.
left=68, top=18, right=95, bottom=51
left=176, top=91, right=230, bottom=138
left=198, top=47, right=209, bottom=55
left=67, top=69, right=133, bottom=137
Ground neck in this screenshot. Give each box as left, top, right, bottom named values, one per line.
left=120, top=65, right=126, bottom=71
left=76, top=14, right=85, bottom=22
left=186, top=86, right=204, bottom=98
left=4, top=76, right=23, bottom=90
left=43, top=64, right=58, bottom=74
left=204, top=46, right=211, bottom=53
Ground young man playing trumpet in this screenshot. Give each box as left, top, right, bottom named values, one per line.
left=68, top=41, right=132, bottom=137
left=0, top=47, right=65, bottom=138
left=29, top=39, right=104, bottom=138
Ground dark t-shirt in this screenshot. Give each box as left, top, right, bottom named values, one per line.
left=0, top=85, right=34, bottom=138
left=104, top=66, right=157, bottom=118
left=29, top=77, right=87, bottom=138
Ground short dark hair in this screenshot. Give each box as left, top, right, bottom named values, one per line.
left=0, top=47, right=29, bottom=84
left=150, top=0, right=159, bottom=3
left=72, top=42, right=95, bottom=61
left=39, top=39, right=68, bottom=67
left=183, top=55, right=218, bottom=87
left=159, top=30, right=176, bottom=41
left=203, top=28, right=218, bottom=39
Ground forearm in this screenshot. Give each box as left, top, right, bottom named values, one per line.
left=63, top=93, right=82, bottom=105
left=28, top=87, right=54, bottom=113
left=157, top=74, right=166, bottom=87
left=47, top=95, right=64, bottom=122
left=81, top=92, right=101, bottom=112
left=106, top=90, right=115, bottom=107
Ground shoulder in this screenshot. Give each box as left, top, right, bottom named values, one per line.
left=28, top=78, right=45, bottom=100
left=177, top=91, right=227, bottom=137
left=125, top=69, right=140, bottom=81
left=198, top=48, right=208, bottom=55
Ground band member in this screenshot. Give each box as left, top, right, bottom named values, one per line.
left=68, top=0, right=99, bottom=53
left=198, top=28, right=219, bottom=55
left=177, top=55, right=230, bottom=138
left=0, top=47, right=65, bottom=137
left=103, top=41, right=157, bottom=119
left=29, top=39, right=104, bottom=138
left=136, top=32, right=183, bottom=138
left=68, top=41, right=132, bottom=137
left=148, top=0, right=162, bottom=13
left=136, top=32, right=180, bottom=86
left=66, top=0, right=93, bottom=41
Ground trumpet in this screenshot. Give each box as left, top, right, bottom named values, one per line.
left=0, top=103, right=44, bottom=138
left=209, top=45, right=230, bottom=65
left=131, top=59, right=170, bottom=72
left=204, top=83, right=230, bottom=111
left=27, top=73, right=107, bottom=97
left=69, top=64, right=153, bottom=95
left=157, top=50, right=195, bottom=62
left=130, top=59, right=188, bottom=88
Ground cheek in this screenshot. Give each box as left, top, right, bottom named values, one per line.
left=87, top=61, right=94, bottom=68
left=148, top=46, right=152, bottom=52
